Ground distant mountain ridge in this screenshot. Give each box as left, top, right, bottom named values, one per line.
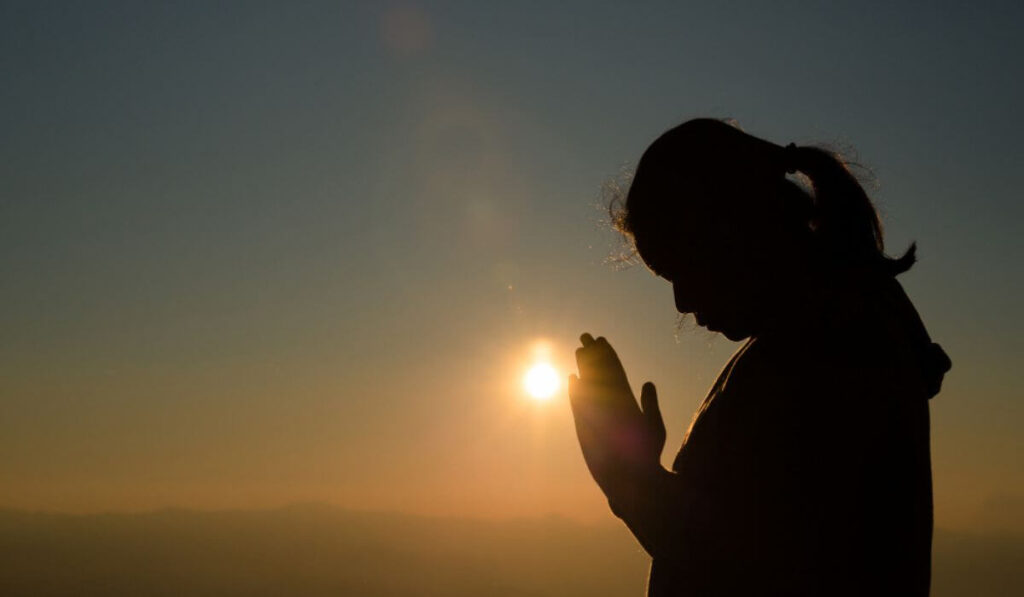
left=0, top=505, right=1019, bottom=596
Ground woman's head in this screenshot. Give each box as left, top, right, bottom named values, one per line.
left=613, top=118, right=915, bottom=340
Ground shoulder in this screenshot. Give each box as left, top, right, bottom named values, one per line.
left=724, top=273, right=929, bottom=414
left=815, top=272, right=941, bottom=401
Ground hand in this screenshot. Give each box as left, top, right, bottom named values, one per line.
left=568, top=333, right=666, bottom=498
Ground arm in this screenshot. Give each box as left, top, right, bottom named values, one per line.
left=603, top=466, right=689, bottom=558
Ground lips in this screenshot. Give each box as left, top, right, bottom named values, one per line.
left=695, top=312, right=718, bottom=331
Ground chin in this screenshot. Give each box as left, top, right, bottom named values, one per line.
left=698, top=313, right=754, bottom=341
left=718, top=325, right=753, bottom=341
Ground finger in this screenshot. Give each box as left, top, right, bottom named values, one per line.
left=640, top=382, right=665, bottom=435
left=639, top=382, right=658, bottom=414
left=580, top=333, right=595, bottom=346
left=576, top=338, right=627, bottom=387
left=568, top=377, right=601, bottom=443
left=568, top=376, right=617, bottom=429
left=567, top=375, right=595, bottom=419
left=567, top=376, right=615, bottom=479
left=568, top=375, right=596, bottom=412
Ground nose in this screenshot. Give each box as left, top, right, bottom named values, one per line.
left=673, top=282, right=690, bottom=313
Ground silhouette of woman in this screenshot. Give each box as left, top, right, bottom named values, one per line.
left=569, top=119, right=951, bottom=596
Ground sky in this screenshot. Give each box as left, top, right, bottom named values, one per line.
left=2, top=1, right=1022, bottom=532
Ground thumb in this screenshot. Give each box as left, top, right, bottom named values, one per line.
left=640, top=381, right=665, bottom=436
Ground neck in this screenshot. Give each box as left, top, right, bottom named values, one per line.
left=755, top=251, right=826, bottom=337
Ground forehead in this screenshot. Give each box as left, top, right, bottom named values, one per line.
left=633, top=227, right=717, bottom=283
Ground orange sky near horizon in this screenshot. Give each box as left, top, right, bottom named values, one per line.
left=2, top=2, right=1022, bottom=537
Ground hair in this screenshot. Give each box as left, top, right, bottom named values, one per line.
left=611, top=118, right=916, bottom=277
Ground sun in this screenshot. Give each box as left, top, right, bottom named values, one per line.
left=523, top=362, right=560, bottom=400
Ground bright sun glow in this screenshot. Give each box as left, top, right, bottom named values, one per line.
left=523, top=362, right=560, bottom=400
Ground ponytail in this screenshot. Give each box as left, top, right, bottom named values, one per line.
left=784, top=144, right=916, bottom=276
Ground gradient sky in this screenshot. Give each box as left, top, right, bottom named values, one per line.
left=2, top=1, right=1022, bottom=532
